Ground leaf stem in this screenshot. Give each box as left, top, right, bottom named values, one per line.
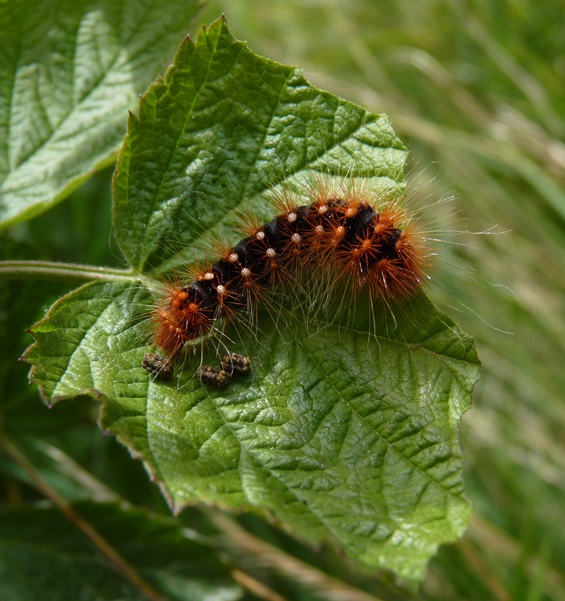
left=0, top=434, right=165, bottom=601
left=0, top=260, right=140, bottom=283
left=231, top=569, right=290, bottom=601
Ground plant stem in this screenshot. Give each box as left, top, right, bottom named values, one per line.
left=0, top=434, right=165, bottom=601
left=210, top=511, right=385, bottom=601
left=0, top=260, right=140, bottom=283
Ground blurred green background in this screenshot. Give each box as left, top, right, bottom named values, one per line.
left=198, top=1, right=565, bottom=597
left=2, top=0, right=564, bottom=599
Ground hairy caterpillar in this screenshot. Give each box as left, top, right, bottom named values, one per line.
left=149, top=176, right=430, bottom=370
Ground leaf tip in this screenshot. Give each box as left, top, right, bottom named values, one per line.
left=19, top=341, right=35, bottom=365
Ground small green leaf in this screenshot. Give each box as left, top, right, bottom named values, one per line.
left=25, top=18, right=480, bottom=581
left=0, top=0, right=202, bottom=229
left=0, top=502, right=242, bottom=601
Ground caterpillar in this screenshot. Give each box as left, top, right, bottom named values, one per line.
left=148, top=177, right=429, bottom=369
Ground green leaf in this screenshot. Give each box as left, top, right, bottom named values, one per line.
left=25, top=18, right=480, bottom=581
left=0, top=0, right=202, bottom=229
left=113, top=17, right=406, bottom=273
left=0, top=502, right=242, bottom=601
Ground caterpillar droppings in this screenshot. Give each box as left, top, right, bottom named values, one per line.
left=142, top=352, right=174, bottom=380
left=220, top=353, right=252, bottom=375
left=196, top=365, right=232, bottom=389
